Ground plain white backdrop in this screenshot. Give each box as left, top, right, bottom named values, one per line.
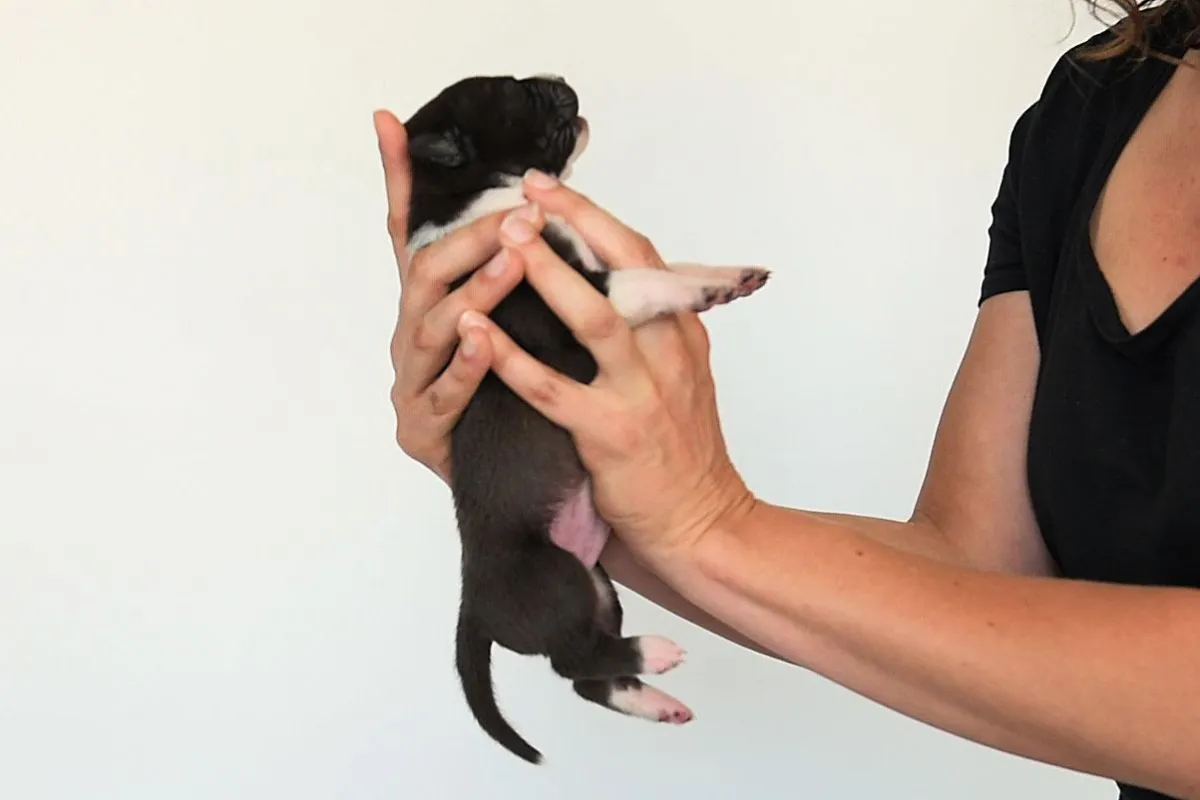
left=1, top=0, right=1120, bottom=797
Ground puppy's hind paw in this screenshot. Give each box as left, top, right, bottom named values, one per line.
left=636, top=635, right=686, bottom=675
left=658, top=705, right=694, bottom=725
left=610, top=682, right=695, bottom=725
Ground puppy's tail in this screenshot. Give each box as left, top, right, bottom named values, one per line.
left=455, top=610, right=542, bottom=764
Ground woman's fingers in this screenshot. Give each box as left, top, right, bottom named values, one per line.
left=520, top=170, right=665, bottom=269
left=419, top=250, right=524, bottom=350
left=424, top=325, right=493, bottom=420
left=374, top=110, right=413, bottom=271
left=395, top=246, right=526, bottom=398
left=516, top=170, right=700, bottom=382
left=392, top=326, right=492, bottom=479
left=458, top=309, right=592, bottom=432
left=393, top=205, right=542, bottom=399
left=498, top=212, right=653, bottom=392
left=400, top=208, right=518, bottom=303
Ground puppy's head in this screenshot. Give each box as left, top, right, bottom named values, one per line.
left=403, top=74, right=589, bottom=237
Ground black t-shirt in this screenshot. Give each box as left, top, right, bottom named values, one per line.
left=979, top=7, right=1198, bottom=800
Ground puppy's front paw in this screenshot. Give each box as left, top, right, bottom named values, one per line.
left=692, top=267, right=771, bottom=310
left=636, top=635, right=686, bottom=675
left=607, top=266, right=771, bottom=327
left=735, top=267, right=771, bottom=296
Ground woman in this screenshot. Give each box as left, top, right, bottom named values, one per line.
left=375, top=1, right=1200, bottom=797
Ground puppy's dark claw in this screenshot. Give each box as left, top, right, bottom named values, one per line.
left=695, top=289, right=720, bottom=311
left=737, top=268, right=771, bottom=295
left=691, top=270, right=769, bottom=314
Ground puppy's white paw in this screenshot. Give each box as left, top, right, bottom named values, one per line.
left=672, top=264, right=771, bottom=309
left=607, top=266, right=770, bottom=327
left=611, top=682, right=694, bottom=725
left=637, top=635, right=686, bottom=675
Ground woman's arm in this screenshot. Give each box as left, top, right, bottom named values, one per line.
left=618, top=293, right=1199, bottom=798
left=657, top=501, right=1200, bottom=800
left=463, top=176, right=1199, bottom=796
left=599, top=537, right=788, bottom=661
left=600, top=515, right=955, bottom=665
left=603, top=290, right=1057, bottom=661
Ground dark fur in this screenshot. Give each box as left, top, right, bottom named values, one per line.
left=403, top=76, right=659, bottom=764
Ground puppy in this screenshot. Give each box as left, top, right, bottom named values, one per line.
left=402, top=74, right=768, bottom=764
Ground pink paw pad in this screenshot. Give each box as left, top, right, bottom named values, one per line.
left=657, top=708, right=693, bottom=725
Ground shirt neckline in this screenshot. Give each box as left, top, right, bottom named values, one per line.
left=1073, top=25, right=1199, bottom=358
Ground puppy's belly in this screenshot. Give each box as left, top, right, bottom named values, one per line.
left=548, top=480, right=610, bottom=568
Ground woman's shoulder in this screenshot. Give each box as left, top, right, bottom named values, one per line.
left=980, top=16, right=1186, bottom=328
left=1021, top=32, right=1140, bottom=148
left=1021, top=6, right=1195, bottom=146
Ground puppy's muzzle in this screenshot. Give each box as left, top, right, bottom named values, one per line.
left=525, top=74, right=579, bottom=119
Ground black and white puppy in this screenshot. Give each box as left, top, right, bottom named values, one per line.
left=402, top=74, right=768, bottom=765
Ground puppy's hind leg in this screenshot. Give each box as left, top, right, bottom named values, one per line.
left=488, top=544, right=685, bottom=680
left=571, top=566, right=694, bottom=725
left=606, top=264, right=770, bottom=328
left=573, top=677, right=694, bottom=725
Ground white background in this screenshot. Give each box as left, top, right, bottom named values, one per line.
left=1, top=0, right=1118, bottom=798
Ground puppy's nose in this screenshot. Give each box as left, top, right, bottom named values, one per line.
left=547, top=82, right=578, bottom=115
left=524, top=73, right=577, bottom=116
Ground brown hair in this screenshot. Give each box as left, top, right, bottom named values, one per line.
left=1077, top=0, right=1200, bottom=61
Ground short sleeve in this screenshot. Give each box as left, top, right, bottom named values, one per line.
left=978, top=103, right=1038, bottom=306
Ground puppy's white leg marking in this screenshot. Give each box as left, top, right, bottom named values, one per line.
left=404, top=178, right=609, bottom=274
left=636, top=635, right=686, bottom=675
left=610, top=683, right=695, bottom=725
left=607, top=266, right=771, bottom=327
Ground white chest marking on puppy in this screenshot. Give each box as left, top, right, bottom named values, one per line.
left=407, top=178, right=603, bottom=274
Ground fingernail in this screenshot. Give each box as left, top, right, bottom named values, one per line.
left=524, top=169, right=558, bottom=189
left=517, top=202, right=540, bottom=222
left=461, top=331, right=478, bottom=357
left=483, top=250, right=508, bottom=277
left=501, top=213, right=535, bottom=243
left=459, top=309, right=488, bottom=331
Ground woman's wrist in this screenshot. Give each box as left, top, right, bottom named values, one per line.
left=645, top=498, right=893, bottom=664
left=683, top=500, right=801, bottom=613
left=634, top=462, right=761, bottom=573
left=637, top=486, right=774, bottom=614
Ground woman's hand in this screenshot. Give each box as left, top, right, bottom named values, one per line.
left=375, top=110, right=536, bottom=482
left=458, top=169, right=758, bottom=562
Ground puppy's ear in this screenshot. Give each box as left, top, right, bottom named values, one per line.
left=409, top=131, right=466, bottom=167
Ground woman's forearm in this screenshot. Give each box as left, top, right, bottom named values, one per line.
left=646, top=501, right=1200, bottom=799
left=805, top=509, right=968, bottom=563
left=599, top=537, right=789, bottom=662
left=601, top=510, right=967, bottom=664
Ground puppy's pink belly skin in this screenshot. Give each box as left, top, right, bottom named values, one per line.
left=548, top=482, right=610, bottom=568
